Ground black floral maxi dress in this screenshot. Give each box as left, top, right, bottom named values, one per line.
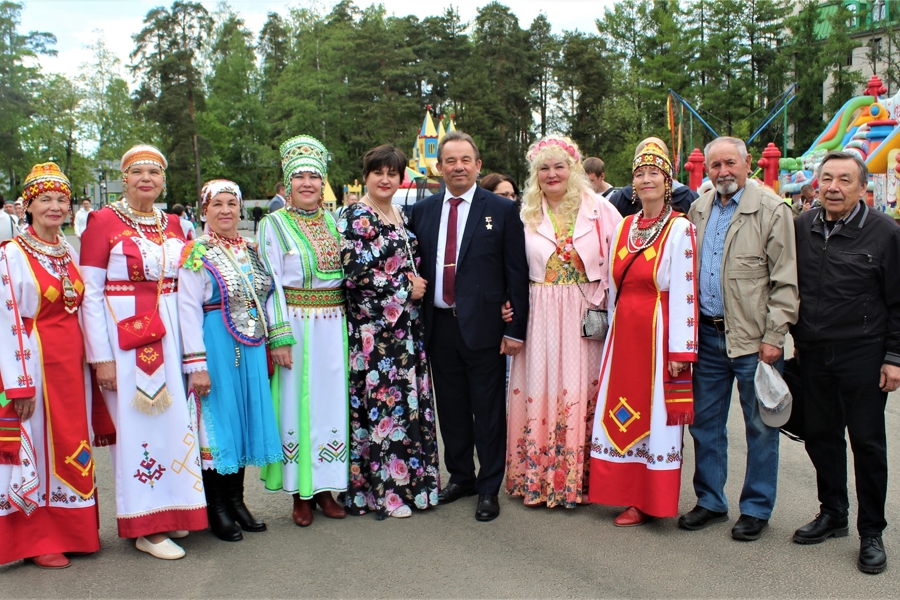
left=338, top=203, right=440, bottom=519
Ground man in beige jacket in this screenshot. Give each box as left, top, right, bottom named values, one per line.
left=680, top=137, right=799, bottom=541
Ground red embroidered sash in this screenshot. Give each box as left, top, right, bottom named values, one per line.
left=601, top=216, right=678, bottom=454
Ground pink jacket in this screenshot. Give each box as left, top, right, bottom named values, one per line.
left=524, top=191, right=623, bottom=307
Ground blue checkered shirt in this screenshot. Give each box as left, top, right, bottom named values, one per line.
left=699, top=187, right=744, bottom=317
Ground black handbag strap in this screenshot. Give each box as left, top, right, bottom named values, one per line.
left=613, top=251, right=642, bottom=307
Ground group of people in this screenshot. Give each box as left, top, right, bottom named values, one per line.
left=0, top=130, right=895, bottom=577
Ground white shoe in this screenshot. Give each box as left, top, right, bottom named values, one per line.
left=135, top=536, right=185, bottom=560
left=390, top=505, right=412, bottom=518
left=168, top=530, right=189, bottom=539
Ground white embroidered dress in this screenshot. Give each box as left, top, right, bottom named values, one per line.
left=79, top=206, right=207, bottom=538
left=258, top=208, right=349, bottom=498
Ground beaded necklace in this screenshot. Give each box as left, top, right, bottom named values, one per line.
left=626, top=204, right=673, bottom=253
left=209, top=230, right=248, bottom=252
left=18, top=227, right=79, bottom=314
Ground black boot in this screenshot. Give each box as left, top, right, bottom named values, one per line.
left=202, top=469, right=243, bottom=542
left=224, top=468, right=266, bottom=532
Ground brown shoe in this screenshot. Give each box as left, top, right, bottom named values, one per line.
left=614, top=506, right=653, bottom=527
left=292, top=494, right=314, bottom=527
left=314, top=491, right=346, bottom=519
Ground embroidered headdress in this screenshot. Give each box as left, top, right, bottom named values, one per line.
left=526, top=136, right=582, bottom=164
left=632, top=141, right=674, bottom=204
left=280, top=135, right=328, bottom=188
left=632, top=142, right=674, bottom=179
left=201, top=179, right=243, bottom=208
left=21, top=162, right=71, bottom=207
left=121, top=144, right=167, bottom=173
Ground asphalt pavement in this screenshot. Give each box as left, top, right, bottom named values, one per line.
left=2, top=230, right=897, bottom=598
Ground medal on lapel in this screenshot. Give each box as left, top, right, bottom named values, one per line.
left=485, top=216, right=493, bottom=230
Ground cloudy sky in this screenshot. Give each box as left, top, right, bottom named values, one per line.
left=20, top=0, right=615, bottom=82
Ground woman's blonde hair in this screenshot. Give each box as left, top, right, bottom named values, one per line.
left=521, top=136, right=591, bottom=232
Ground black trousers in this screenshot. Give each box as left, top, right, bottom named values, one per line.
left=429, top=310, right=507, bottom=495
left=800, top=338, right=888, bottom=536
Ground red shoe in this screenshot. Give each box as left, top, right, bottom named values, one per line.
left=314, top=491, right=346, bottom=519
left=29, top=553, right=71, bottom=569
left=292, top=494, right=314, bottom=527
left=614, top=506, right=653, bottom=527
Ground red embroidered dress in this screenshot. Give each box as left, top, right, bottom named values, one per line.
left=0, top=235, right=100, bottom=564
left=588, top=214, right=698, bottom=517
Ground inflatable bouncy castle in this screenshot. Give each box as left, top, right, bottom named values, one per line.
left=780, top=75, right=900, bottom=218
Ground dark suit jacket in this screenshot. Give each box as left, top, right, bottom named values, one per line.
left=408, top=185, right=529, bottom=350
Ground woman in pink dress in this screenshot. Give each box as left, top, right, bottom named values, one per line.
left=505, top=136, right=622, bottom=508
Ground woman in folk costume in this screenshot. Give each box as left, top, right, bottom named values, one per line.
left=80, top=145, right=207, bottom=560
left=505, top=136, right=622, bottom=508
left=339, top=145, right=440, bottom=519
left=258, top=135, right=348, bottom=526
left=178, top=180, right=282, bottom=541
left=0, top=164, right=102, bottom=569
left=588, top=141, right=698, bottom=526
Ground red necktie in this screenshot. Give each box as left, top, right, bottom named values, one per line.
left=442, top=198, right=463, bottom=306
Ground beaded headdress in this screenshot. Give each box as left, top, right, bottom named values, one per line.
left=526, top=136, right=581, bottom=164
left=280, top=135, right=328, bottom=188
left=632, top=142, right=674, bottom=179
left=121, top=144, right=167, bottom=173
left=201, top=179, right=243, bottom=208
left=632, top=142, right=674, bottom=204
left=21, top=162, right=71, bottom=207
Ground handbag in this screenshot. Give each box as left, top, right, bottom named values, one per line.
left=577, top=219, right=614, bottom=341
left=106, top=245, right=168, bottom=351
left=114, top=310, right=167, bottom=351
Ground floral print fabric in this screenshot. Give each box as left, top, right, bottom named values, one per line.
left=338, top=203, right=440, bottom=519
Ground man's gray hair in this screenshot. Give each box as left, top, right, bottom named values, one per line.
left=437, top=130, right=480, bottom=163
left=817, top=151, right=868, bottom=185
left=704, top=136, right=748, bottom=161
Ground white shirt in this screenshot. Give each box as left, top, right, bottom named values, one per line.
left=0, top=212, right=16, bottom=242
left=180, top=216, right=195, bottom=240
left=434, top=183, right=476, bottom=309
left=74, top=207, right=91, bottom=237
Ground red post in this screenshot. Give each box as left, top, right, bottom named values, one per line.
left=683, top=148, right=706, bottom=191
left=757, top=142, right=782, bottom=190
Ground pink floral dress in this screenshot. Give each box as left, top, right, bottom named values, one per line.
left=338, top=203, right=440, bottom=519
left=505, top=214, right=603, bottom=508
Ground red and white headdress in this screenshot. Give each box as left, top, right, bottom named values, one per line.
left=21, top=162, right=71, bottom=208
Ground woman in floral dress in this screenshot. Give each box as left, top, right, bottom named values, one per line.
left=505, top=136, right=622, bottom=508
left=339, top=145, right=439, bottom=519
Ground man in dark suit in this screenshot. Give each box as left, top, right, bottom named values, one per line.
left=407, top=131, right=529, bottom=521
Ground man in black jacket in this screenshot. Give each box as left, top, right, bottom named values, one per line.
left=792, top=151, right=900, bottom=575
left=608, top=137, right=699, bottom=216
left=407, top=131, right=529, bottom=522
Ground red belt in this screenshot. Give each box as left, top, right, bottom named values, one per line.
left=105, top=278, right=177, bottom=296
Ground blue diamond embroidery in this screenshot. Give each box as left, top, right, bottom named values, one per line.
left=75, top=448, right=91, bottom=468
left=615, top=406, right=632, bottom=424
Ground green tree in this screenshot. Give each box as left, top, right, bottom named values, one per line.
left=257, top=11, right=289, bottom=108
left=452, top=2, right=535, bottom=180
left=528, top=14, right=558, bottom=138
left=0, top=0, right=56, bottom=195
left=131, top=1, right=212, bottom=205
left=781, top=1, right=824, bottom=153
left=201, top=10, right=276, bottom=198
left=78, top=35, right=139, bottom=165
left=822, top=2, right=866, bottom=118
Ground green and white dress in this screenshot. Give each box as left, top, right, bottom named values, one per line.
left=258, top=206, right=349, bottom=498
